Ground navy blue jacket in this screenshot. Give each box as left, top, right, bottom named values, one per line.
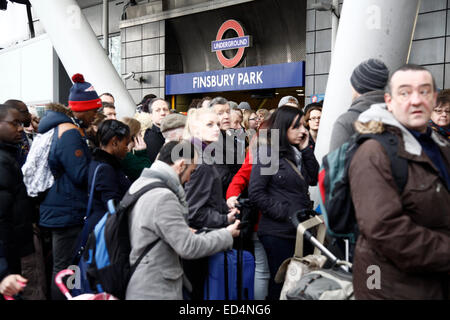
left=86, top=148, right=131, bottom=229
left=249, top=145, right=319, bottom=240
left=38, top=109, right=91, bottom=228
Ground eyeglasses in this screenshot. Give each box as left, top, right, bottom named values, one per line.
left=0, top=120, right=23, bottom=128
left=309, top=117, right=321, bottom=121
left=433, top=108, right=450, bottom=115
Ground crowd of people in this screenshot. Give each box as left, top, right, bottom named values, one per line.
left=0, top=59, right=449, bottom=300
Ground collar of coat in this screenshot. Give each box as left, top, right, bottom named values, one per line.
left=0, top=141, right=19, bottom=156
left=357, top=103, right=448, bottom=156
left=92, top=148, right=122, bottom=169
left=140, top=160, right=189, bottom=212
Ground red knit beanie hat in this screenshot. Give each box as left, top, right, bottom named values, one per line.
left=68, top=73, right=102, bottom=112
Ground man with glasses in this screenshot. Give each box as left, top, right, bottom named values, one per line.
left=0, top=104, right=34, bottom=299
left=348, top=64, right=450, bottom=299
left=429, top=89, right=450, bottom=140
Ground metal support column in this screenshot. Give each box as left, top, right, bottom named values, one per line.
left=314, top=0, right=421, bottom=165
left=311, top=0, right=421, bottom=208
left=30, top=0, right=137, bottom=118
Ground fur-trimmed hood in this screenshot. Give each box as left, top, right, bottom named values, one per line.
left=38, top=103, right=75, bottom=134
left=356, top=103, right=448, bottom=156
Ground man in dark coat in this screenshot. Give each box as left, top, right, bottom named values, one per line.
left=4, top=99, right=32, bottom=166
left=38, top=74, right=101, bottom=299
left=0, top=104, right=35, bottom=298
left=349, top=64, right=450, bottom=299
left=329, top=59, right=389, bottom=151
left=209, top=97, right=242, bottom=197
left=143, top=98, right=170, bottom=163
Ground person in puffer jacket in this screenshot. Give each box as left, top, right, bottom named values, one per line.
left=37, top=74, right=101, bottom=299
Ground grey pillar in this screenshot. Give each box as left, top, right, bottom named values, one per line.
left=315, top=0, right=421, bottom=165
left=30, top=0, right=137, bottom=118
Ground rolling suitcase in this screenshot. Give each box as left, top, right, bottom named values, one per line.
left=204, top=249, right=255, bottom=300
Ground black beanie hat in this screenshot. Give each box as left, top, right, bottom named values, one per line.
left=350, top=59, right=389, bottom=94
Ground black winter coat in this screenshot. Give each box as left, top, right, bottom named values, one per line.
left=86, top=149, right=131, bottom=233
left=249, top=145, right=319, bottom=240
left=213, top=130, right=242, bottom=199
left=0, top=142, right=35, bottom=276
left=184, top=139, right=230, bottom=229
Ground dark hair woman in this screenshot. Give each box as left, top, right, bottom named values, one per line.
left=429, top=89, right=450, bottom=140
left=248, top=105, right=320, bottom=300
left=74, top=120, right=132, bottom=261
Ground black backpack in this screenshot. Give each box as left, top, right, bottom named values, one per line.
left=82, top=182, right=170, bottom=299
left=318, top=130, right=408, bottom=243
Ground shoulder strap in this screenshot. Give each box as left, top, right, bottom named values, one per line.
left=357, top=132, right=408, bottom=193
left=286, top=159, right=305, bottom=180
left=122, top=181, right=171, bottom=276
left=85, top=163, right=106, bottom=219
left=119, top=181, right=169, bottom=211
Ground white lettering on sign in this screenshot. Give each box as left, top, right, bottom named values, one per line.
left=192, top=71, right=262, bottom=89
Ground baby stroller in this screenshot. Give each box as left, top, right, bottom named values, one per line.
left=55, top=269, right=118, bottom=300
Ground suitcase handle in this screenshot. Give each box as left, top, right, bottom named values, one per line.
left=292, top=213, right=326, bottom=258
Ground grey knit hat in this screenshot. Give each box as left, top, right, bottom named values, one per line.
left=238, top=101, right=251, bottom=110
left=160, top=113, right=186, bottom=133
left=350, top=59, right=389, bottom=94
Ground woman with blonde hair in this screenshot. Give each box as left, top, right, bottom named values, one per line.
left=182, top=107, right=239, bottom=299
left=256, top=108, right=270, bottom=126
left=120, top=117, right=151, bottom=182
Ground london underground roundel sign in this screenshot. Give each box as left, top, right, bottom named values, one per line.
left=211, top=20, right=251, bottom=68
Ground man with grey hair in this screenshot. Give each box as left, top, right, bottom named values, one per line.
left=144, top=98, right=170, bottom=163
left=208, top=97, right=243, bottom=198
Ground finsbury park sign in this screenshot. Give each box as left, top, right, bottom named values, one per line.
left=165, top=20, right=304, bottom=95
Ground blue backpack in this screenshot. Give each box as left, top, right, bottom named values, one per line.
left=76, top=181, right=169, bottom=299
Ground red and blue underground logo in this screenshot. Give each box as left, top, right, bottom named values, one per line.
left=211, top=19, right=251, bottom=68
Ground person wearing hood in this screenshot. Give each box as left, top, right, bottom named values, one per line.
left=329, top=59, right=390, bottom=151
left=349, top=64, right=450, bottom=300
left=125, top=140, right=240, bottom=300
left=37, top=74, right=101, bottom=299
